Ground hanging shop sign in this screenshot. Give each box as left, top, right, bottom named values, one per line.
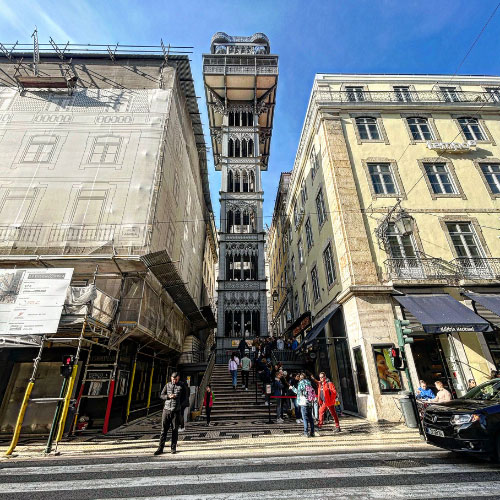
left=426, top=140, right=476, bottom=153
left=290, top=311, right=312, bottom=338
left=0, top=268, right=73, bottom=336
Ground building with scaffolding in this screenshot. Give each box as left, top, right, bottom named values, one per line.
left=203, top=33, right=278, bottom=354
left=0, top=37, right=217, bottom=437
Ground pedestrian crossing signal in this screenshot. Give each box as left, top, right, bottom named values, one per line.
left=60, top=354, right=75, bottom=378
left=390, top=346, right=404, bottom=370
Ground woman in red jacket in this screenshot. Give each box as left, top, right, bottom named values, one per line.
left=203, top=385, right=214, bottom=426
left=311, top=372, right=341, bottom=432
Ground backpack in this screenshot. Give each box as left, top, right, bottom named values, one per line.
left=304, top=384, right=316, bottom=403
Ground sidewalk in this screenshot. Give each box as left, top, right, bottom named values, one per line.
left=0, top=411, right=428, bottom=461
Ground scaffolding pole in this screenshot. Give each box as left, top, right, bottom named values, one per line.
left=146, top=356, right=155, bottom=415
left=102, top=349, right=119, bottom=434
left=5, top=335, right=46, bottom=456
left=125, top=352, right=137, bottom=423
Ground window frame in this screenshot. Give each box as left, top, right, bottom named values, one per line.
left=297, top=238, right=304, bottom=267
left=315, top=188, right=327, bottom=227
left=362, top=158, right=406, bottom=200
left=323, top=242, right=336, bottom=288
left=474, top=159, right=500, bottom=199
left=406, top=117, right=434, bottom=141
left=439, top=216, right=491, bottom=259
left=311, top=265, right=321, bottom=303
left=417, top=157, right=465, bottom=200
left=301, top=281, right=310, bottom=312
left=452, top=114, right=495, bottom=145
left=393, top=85, right=413, bottom=102
left=400, top=113, right=441, bottom=145
left=439, top=86, right=461, bottom=102
left=350, top=113, right=389, bottom=145
left=305, top=216, right=314, bottom=250
left=344, top=85, right=366, bottom=102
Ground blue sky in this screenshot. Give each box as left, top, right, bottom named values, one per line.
left=1, top=0, right=499, bottom=227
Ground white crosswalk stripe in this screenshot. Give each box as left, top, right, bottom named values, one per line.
left=1, top=450, right=498, bottom=499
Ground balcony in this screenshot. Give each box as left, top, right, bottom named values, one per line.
left=384, top=257, right=457, bottom=281
left=49, top=224, right=116, bottom=242
left=0, top=224, right=42, bottom=243
left=203, top=55, right=278, bottom=76
left=315, top=90, right=500, bottom=107
left=453, top=257, right=500, bottom=280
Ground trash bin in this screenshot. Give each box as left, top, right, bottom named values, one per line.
left=399, top=390, right=418, bottom=428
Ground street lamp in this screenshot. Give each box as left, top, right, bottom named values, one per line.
left=272, top=290, right=279, bottom=302
left=394, top=209, right=415, bottom=237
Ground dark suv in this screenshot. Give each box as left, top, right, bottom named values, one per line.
left=423, top=378, right=500, bottom=460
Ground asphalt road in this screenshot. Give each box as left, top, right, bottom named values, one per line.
left=0, top=449, right=499, bottom=499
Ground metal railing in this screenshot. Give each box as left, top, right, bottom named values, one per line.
left=315, top=90, right=500, bottom=106
left=49, top=224, right=116, bottom=242
left=195, top=350, right=216, bottom=410
left=272, top=349, right=300, bottom=363
left=0, top=224, right=42, bottom=242
left=384, top=257, right=456, bottom=280
left=453, top=257, right=500, bottom=280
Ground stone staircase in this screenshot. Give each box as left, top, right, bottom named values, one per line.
left=208, top=364, right=272, bottom=421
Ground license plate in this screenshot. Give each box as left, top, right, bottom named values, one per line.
left=426, top=427, right=444, bottom=437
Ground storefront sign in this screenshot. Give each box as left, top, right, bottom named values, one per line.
left=436, top=325, right=476, bottom=333
left=0, top=268, right=73, bottom=335
left=426, top=140, right=476, bottom=153
left=291, top=312, right=312, bottom=338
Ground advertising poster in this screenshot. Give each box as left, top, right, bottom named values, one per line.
left=0, top=268, right=73, bottom=336
left=373, top=345, right=402, bottom=392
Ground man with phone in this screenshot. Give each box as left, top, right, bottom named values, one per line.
left=155, top=372, right=182, bottom=455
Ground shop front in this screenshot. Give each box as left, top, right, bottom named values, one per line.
left=394, top=293, right=494, bottom=397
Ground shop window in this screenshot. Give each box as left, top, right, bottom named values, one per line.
left=353, top=347, right=369, bottom=393
left=373, top=345, right=403, bottom=392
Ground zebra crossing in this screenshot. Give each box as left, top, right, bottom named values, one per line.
left=0, top=449, right=499, bottom=499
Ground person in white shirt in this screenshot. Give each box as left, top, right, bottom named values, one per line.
left=228, top=353, right=240, bottom=389
left=240, top=351, right=252, bottom=390
left=277, top=337, right=285, bottom=350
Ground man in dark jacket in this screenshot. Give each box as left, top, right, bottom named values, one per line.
left=154, top=372, right=182, bottom=455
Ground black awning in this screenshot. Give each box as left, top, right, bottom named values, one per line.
left=394, top=294, right=490, bottom=334
left=463, top=292, right=500, bottom=318
left=299, top=305, right=340, bottom=349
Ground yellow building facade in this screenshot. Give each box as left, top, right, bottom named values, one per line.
left=281, top=74, right=500, bottom=421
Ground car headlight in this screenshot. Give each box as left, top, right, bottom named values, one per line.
left=451, top=414, right=480, bottom=425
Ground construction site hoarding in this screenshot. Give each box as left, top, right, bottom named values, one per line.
left=0, top=267, right=73, bottom=335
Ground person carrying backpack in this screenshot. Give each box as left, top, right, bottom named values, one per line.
left=290, top=372, right=316, bottom=437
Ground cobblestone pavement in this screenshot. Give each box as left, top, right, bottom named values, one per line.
left=1, top=411, right=429, bottom=461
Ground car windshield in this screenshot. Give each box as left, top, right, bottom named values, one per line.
left=462, top=378, right=500, bottom=401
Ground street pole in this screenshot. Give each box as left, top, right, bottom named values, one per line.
left=45, top=377, right=68, bottom=454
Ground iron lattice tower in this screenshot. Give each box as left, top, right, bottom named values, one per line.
left=203, top=33, right=278, bottom=353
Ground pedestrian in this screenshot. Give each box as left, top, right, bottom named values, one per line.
left=203, top=384, right=214, bottom=425
left=238, top=338, right=247, bottom=360
left=228, top=352, right=239, bottom=389
left=277, top=337, right=284, bottom=350
left=467, top=379, right=477, bottom=391
left=178, top=376, right=190, bottom=433
left=428, top=380, right=452, bottom=403
left=291, top=338, right=298, bottom=350
left=311, top=372, right=341, bottom=432
left=240, top=350, right=252, bottom=390
left=489, top=369, right=499, bottom=380
left=272, top=371, right=284, bottom=423
left=289, top=373, right=302, bottom=424
left=416, top=380, right=435, bottom=400
left=291, top=372, right=316, bottom=437
left=155, top=372, right=182, bottom=455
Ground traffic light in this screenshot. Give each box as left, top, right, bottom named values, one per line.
left=395, top=319, right=414, bottom=347
left=60, top=355, right=75, bottom=378
left=390, top=346, right=404, bottom=370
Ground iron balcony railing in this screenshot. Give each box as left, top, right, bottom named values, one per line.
left=452, top=257, right=500, bottom=280
left=49, top=224, right=116, bottom=242
left=384, top=257, right=457, bottom=280
left=272, top=348, right=300, bottom=363
left=0, top=224, right=42, bottom=243
left=315, top=90, right=500, bottom=106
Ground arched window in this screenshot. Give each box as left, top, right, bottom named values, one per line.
left=228, top=138, right=234, bottom=157
left=248, top=138, right=254, bottom=157
left=234, top=139, right=241, bottom=157
left=249, top=171, right=255, bottom=192
left=242, top=170, right=248, bottom=192
left=227, top=170, right=234, bottom=192
left=226, top=210, right=234, bottom=233
left=229, top=112, right=235, bottom=126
